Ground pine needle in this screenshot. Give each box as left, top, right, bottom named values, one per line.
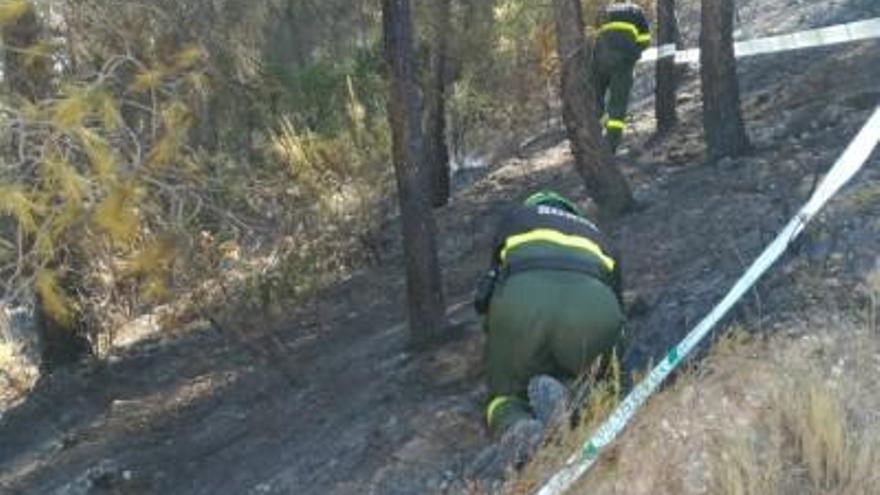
left=51, top=90, right=87, bottom=130
left=162, top=101, right=192, bottom=130
left=42, top=151, right=87, bottom=205
left=19, top=96, right=42, bottom=121
left=147, top=134, right=177, bottom=168
left=130, top=67, right=166, bottom=93
left=93, top=183, right=139, bottom=243
left=96, top=91, right=123, bottom=131
left=146, top=102, right=192, bottom=168
left=0, top=184, right=39, bottom=233
left=48, top=202, right=81, bottom=238
left=78, top=128, right=116, bottom=179
left=33, top=229, right=54, bottom=260
left=173, top=44, right=205, bottom=71
left=35, top=269, right=75, bottom=326
left=126, top=236, right=177, bottom=275
left=0, top=0, right=31, bottom=26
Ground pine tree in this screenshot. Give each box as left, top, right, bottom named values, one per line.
left=424, top=0, right=452, bottom=208
left=700, top=0, right=751, bottom=159
left=382, top=0, right=447, bottom=347
left=655, top=0, right=679, bottom=134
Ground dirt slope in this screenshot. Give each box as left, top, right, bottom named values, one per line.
left=1, top=1, right=879, bottom=494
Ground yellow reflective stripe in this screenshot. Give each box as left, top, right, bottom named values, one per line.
left=599, top=21, right=651, bottom=46
left=599, top=21, right=640, bottom=39
left=500, top=228, right=616, bottom=271
left=606, top=119, right=626, bottom=130
left=486, top=396, right=516, bottom=427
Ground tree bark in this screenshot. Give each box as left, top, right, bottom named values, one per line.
left=553, top=0, right=634, bottom=217
left=424, top=0, right=452, bottom=208
left=655, top=0, right=679, bottom=134
left=382, top=0, right=447, bottom=347
left=700, top=0, right=751, bottom=160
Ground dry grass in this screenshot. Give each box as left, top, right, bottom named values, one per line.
left=707, top=429, right=782, bottom=495
left=500, top=316, right=880, bottom=495
left=782, top=379, right=849, bottom=490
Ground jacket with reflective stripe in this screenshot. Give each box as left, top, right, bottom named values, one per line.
left=489, top=205, right=622, bottom=301
left=597, top=2, right=651, bottom=54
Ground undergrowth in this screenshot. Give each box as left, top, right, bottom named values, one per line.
left=499, top=308, right=880, bottom=495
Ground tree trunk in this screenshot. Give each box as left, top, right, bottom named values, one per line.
left=382, top=0, right=447, bottom=347
left=655, top=0, right=679, bottom=134
left=700, top=0, right=751, bottom=160
left=424, top=0, right=452, bottom=208
left=553, top=0, right=634, bottom=217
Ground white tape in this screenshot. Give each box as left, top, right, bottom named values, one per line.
left=640, top=17, right=880, bottom=64
left=534, top=106, right=880, bottom=495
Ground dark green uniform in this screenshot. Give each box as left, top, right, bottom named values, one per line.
left=593, top=2, right=651, bottom=152
left=477, top=204, right=625, bottom=435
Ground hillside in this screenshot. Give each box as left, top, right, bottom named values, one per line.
left=1, top=1, right=879, bottom=494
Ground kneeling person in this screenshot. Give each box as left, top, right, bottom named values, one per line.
left=475, top=191, right=626, bottom=462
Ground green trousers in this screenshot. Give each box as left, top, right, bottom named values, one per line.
left=485, top=270, right=625, bottom=435
left=593, top=44, right=638, bottom=152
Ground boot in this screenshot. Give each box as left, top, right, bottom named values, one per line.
left=496, top=418, right=544, bottom=471
left=528, top=375, right=571, bottom=432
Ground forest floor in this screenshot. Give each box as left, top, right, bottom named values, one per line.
left=1, top=1, right=880, bottom=494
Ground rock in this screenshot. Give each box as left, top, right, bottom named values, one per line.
left=253, top=482, right=272, bottom=493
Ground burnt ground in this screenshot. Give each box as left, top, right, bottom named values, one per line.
left=1, top=2, right=880, bottom=494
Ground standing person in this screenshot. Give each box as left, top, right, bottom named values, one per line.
left=593, top=1, right=651, bottom=152
left=473, top=190, right=626, bottom=469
